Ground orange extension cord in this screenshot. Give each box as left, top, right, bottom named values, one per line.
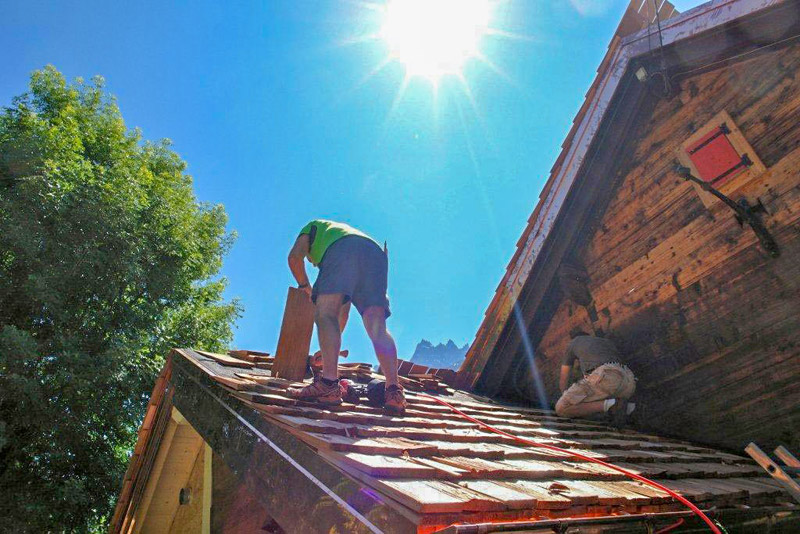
left=419, top=394, right=725, bottom=534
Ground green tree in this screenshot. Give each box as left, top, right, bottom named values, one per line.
left=0, top=66, right=241, bottom=532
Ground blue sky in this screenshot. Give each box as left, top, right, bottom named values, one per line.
left=1, top=0, right=695, bottom=366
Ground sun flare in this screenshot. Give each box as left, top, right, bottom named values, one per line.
left=380, top=0, right=492, bottom=81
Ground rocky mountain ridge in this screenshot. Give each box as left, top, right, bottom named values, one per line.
left=408, top=339, right=469, bottom=370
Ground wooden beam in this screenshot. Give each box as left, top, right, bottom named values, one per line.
left=202, top=444, right=212, bottom=534
left=113, top=361, right=174, bottom=534
left=134, top=408, right=204, bottom=534
left=272, top=287, right=315, bottom=381
left=171, top=409, right=185, bottom=425
left=131, top=418, right=178, bottom=534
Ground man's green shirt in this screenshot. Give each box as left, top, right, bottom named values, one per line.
left=299, top=219, right=378, bottom=266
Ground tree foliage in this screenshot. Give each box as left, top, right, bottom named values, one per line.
left=0, top=66, right=241, bottom=532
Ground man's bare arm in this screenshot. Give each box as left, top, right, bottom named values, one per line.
left=559, top=365, right=572, bottom=393
left=288, top=234, right=311, bottom=293
left=559, top=342, right=578, bottom=393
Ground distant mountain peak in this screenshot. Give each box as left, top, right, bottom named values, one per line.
left=409, top=338, right=469, bottom=371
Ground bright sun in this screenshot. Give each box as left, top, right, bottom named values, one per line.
left=381, top=0, right=492, bottom=81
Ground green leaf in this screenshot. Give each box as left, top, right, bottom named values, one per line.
left=0, top=65, right=241, bottom=531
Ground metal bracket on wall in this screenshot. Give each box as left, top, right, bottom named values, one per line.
left=674, top=163, right=780, bottom=258
left=733, top=197, right=767, bottom=226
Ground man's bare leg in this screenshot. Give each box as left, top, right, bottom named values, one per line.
left=556, top=400, right=607, bottom=418
left=339, top=301, right=351, bottom=332
left=315, top=294, right=344, bottom=381
left=361, top=306, right=398, bottom=387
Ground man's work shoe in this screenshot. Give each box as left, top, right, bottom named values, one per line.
left=383, top=384, right=407, bottom=416
left=287, top=376, right=342, bottom=405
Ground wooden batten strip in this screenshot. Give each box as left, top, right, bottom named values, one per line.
left=195, top=350, right=254, bottom=369
left=496, top=480, right=574, bottom=509
left=320, top=451, right=451, bottom=479
left=380, top=479, right=508, bottom=513
left=300, top=432, right=440, bottom=456
left=580, top=480, right=653, bottom=505
left=459, top=480, right=541, bottom=509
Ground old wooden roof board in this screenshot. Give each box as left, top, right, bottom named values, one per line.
left=165, top=348, right=798, bottom=529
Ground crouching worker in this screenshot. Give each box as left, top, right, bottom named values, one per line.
left=287, top=219, right=407, bottom=415
left=555, top=333, right=636, bottom=424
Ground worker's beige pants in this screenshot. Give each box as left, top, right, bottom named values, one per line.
left=556, top=363, right=636, bottom=413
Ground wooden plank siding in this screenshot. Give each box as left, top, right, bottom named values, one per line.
left=457, top=0, right=800, bottom=390
left=527, top=41, right=800, bottom=453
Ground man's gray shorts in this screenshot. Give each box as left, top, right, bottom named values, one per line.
left=312, top=236, right=391, bottom=317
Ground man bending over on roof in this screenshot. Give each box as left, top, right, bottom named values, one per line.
left=555, top=332, right=636, bottom=424
left=287, top=219, right=407, bottom=415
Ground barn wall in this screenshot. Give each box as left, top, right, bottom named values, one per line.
left=532, top=42, right=800, bottom=452
left=211, top=451, right=275, bottom=533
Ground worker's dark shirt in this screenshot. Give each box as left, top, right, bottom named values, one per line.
left=562, top=336, right=622, bottom=375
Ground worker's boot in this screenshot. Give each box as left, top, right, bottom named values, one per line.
left=288, top=376, right=342, bottom=405
left=609, top=399, right=630, bottom=429
left=383, top=384, right=407, bottom=416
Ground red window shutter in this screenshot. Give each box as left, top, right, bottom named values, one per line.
left=686, top=123, right=752, bottom=186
